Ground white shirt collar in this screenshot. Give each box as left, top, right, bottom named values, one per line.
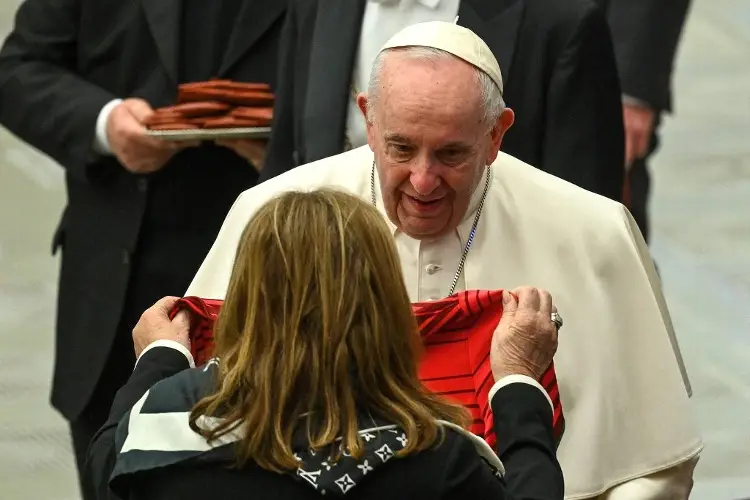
left=368, top=0, right=442, bottom=9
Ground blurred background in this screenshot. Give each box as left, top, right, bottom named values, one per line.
left=0, top=0, right=748, bottom=498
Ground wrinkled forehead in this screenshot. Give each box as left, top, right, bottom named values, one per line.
left=380, top=52, right=481, bottom=106
left=375, top=57, right=483, bottom=135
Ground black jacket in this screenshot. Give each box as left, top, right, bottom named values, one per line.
left=85, top=347, right=564, bottom=500
left=596, top=0, right=692, bottom=112
left=0, top=0, right=286, bottom=421
left=262, top=0, right=625, bottom=202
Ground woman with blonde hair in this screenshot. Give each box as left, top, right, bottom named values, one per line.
left=86, top=189, right=563, bottom=499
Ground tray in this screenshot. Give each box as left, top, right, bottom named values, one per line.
left=146, top=126, right=271, bottom=141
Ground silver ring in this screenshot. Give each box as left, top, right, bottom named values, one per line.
left=551, top=311, right=563, bottom=330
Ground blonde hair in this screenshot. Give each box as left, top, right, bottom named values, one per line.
left=189, top=189, right=468, bottom=472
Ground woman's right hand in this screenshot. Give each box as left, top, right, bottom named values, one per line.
left=132, top=296, right=192, bottom=358
left=490, top=287, right=559, bottom=381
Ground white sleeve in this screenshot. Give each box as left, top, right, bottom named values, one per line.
left=135, top=340, right=195, bottom=369
left=487, top=374, right=554, bottom=413
left=92, top=98, right=122, bottom=154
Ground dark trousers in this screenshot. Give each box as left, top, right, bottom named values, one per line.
left=66, top=239, right=169, bottom=499
left=626, top=119, right=661, bottom=244
left=66, top=223, right=198, bottom=499
left=627, top=152, right=652, bottom=243
left=69, top=316, right=135, bottom=500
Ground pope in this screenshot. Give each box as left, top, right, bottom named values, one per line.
left=183, top=21, right=702, bottom=500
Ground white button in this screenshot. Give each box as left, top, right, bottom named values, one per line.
left=425, top=264, right=441, bottom=275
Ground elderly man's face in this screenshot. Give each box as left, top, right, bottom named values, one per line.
left=358, top=53, right=513, bottom=240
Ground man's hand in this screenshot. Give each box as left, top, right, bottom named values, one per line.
left=490, top=287, right=559, bottom=381
left=215, top=139, right=266, bottom=171
left=132, top=296, right=191, bottom=358
left=623, top=102, right=656, bottom=169
left=107, top=98, right=198, bottom=174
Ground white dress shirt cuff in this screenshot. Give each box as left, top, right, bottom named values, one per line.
left=488, top=374, right=554, bottom=414
left=135, top=340, right=195, bottom=369
left=622, top=94, right=652, bottom=110
left=93, top=98, right=122, bottom=155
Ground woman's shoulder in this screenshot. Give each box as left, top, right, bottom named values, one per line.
left=355, top=423, right=505, bottom=497
left=435, top=420, right=504, bottom=474
left=282, top=419, right=504, bottom=496
left=379, top=422, right=503, bottom=483
left=146, top=362, right=217, bottom=403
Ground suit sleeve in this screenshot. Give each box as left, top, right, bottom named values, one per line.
left=606, top=0, right=692, bottom=112
left=84, top=347, right=191, bottom=500
left=0, top=0, right=117, bottom=183
left=439, top=383, right=564, bottom=499
left=543, top=5, right=625, bottom=202
left=492, top=383, right=565, bottom=498
left=260, top=2, right=299, bottom=182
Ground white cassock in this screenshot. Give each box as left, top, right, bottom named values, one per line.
left=186, top=146, right=703, bottom=499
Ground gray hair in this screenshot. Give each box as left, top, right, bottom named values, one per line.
left=365, top=46, right=505, bottom=128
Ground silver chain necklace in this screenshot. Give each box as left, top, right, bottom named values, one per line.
left=369, top=161, right=491, bottom=297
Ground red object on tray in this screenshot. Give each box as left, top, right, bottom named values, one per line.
left=168, top=290, right=565, bottom=447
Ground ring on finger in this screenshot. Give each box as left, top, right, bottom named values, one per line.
left=551, top=311, right=563, bottom=330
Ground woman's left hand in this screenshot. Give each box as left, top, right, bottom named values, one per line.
left=132, top=296, right=191, bottom=358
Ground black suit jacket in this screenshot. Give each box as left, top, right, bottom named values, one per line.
left=262, top=0, right=625, bottom=201
left=85, top=346, right=564, bottom=500
left=598, top=0, right=692, bottom=112
left=0, top=0, right=287, bottom=421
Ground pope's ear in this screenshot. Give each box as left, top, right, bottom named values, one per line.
left=356, top=92, right=369, bottom=122
left=486, top=108, right=515, bottom=164
left=357, top=92, right=378, bottom=150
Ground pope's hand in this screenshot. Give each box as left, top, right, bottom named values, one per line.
left=132, top=296, right=191, bottom=358
left=215, top=139, right=266, bottom=171
left=490, top=287, right=559, bottom=381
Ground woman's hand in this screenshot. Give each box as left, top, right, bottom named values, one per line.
left=132, top=296, right=191, bottom=358
left=490, top=287, right=559, bottom=381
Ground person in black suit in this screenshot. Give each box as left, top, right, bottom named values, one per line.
left=598, top=0, right=692, bottom=241
left=0, top=1, right=287, bottom=497
left=260, top=0, right=625, bottom=201
left=85, top=189, right=564, bottom=500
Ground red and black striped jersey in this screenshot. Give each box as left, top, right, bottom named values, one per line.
left=169, top=290, right=565, bottom=449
